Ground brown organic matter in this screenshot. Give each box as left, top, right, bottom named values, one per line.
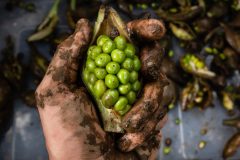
left=127, top=19, right=166, bottom=41
left=140, top=41, right=164, bottom=81
left=223, top=132, right=240, bottom=159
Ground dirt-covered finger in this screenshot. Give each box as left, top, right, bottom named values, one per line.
left=121, top=75, right=168, bottom=132
left=118, top=112, right=167, bottom=152
left=140, top=42, right=164, bottom=81
left=44, top=19, right=92, bottom=86
left=127, top=19, right=166, bottom=41
left=135, top=131, right=162, bottom=160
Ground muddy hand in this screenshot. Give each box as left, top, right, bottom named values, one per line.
left=36, top=18, right=168, bottom=160
left=118, top=19, right=169, bottom=159
left=35, top=19, right=116, bottom=160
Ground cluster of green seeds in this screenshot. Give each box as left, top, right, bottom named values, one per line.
left=182, top=54, right=205, bottom=71
left=83, top=35, right=141, bottom=115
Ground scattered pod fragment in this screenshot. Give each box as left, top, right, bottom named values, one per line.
left=67, top=0, right=100, bottom=29
left=223, top=47, right=240, bottom=70
left=117, top=0, right=132, bottom=16
left=229, top=12, right=240, bottom=28
left=221, top=23, right=240, bottom=53
left=160, top=57, right=188, bottom=85
left=193, top=17, right=216, bottom=34
left=180, top=79, right=213, bottom=110
left=169, top=22, right=196, bottom=41
left=232, top=0, right=240, bottom=11
left=219, top=86, right=240, bottom=113
left=28, top=0, right=61, bottom=41
left=156, top=5, right=203, bottom=22
left=223, top=117, right=240, bottom=130
left=180, top=54, right=215, bottom=79
left=0, top=36, right=24, bottom=89
left=180, top=40, right=203, bottom=52
left=223, top=132, right=240, bottom=159
left=221, top=91, right=234, bottom=112
left=207, top=1, right=228, bottom=18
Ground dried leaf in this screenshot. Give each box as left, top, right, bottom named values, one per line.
left=221, top=23, right=240, bottom=53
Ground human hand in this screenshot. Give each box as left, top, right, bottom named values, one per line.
left=35, top=18, right=169, bottom=160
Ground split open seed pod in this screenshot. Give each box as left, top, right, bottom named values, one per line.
left=82, top=6, right=138, bottom=133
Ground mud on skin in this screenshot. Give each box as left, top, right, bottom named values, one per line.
left=140, top=42, right=164, bottom=81
left=122, top=74, right=168, bottom=132
left=127, top=19, right=166, bottom=41
left=35, top=17, right=169, bottom=160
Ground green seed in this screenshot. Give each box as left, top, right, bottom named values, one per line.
left=168, top=103, right=174, bottom=110
left=132, top=80, right=141, bottom=92
left=118, top=104, right=131, bottom=116
left=122, top=58, right=134, bottom=71
left=219, top=53, right=226, bottom=60
left=102, top=40, right=116, bottom=54
left=94, top=68, right=107, bottom=80
left=118, top=83, right=131, bottom=95
left=106, top=62, right=120, bottom=74
left=133, top=55, right=141, bottom=71
left=86, top=59, right=96, bottom=72
left=196, top=61, right=204, bottom=69
left=175, top=118, right=181, bottom=125
left=101, top=89, right=119, bottom=108
left=198, top=141, right=206, bottom=149
left=114, top=97, right=128, bottom=111
left=83, top=69, right=90, bottom=82
left=169, top=7, right=177, bottom=13
left=126, top=91, right=136, bottom=104
left=163, top=146, right=171, bottom=155
left=114, top=35, right=127, bottom=50
left=90, top=46, right=102, bottom=60
left=97, top=35, right=110, bottom=47
left=87, top=46, right=95, bottom=56
left=168, top=50, right=174, bottom=57
left=105, top=74, right=119, bottom=89
left=111, top=49, right=126, bottom=63
left=212, top=48, right=218, bottom=54
left=124, top=43, right=135, bottom=58
left=204, top=47, right=213, bottom=54
left=117, top=69, right=130, bottom=84
left=88, top=73, right=97, bottom=84
left=94, top=80, right=106, bottom=98
left=95, top=53, right=111, bottom=67
left=129, top=71, right=138, bottom=83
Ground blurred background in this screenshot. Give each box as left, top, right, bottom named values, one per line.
left=0, top=0, right=240, bottom=159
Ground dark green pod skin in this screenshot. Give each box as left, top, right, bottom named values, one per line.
left=223, top=117, right=240, bottom=129
left=223, top=132, right=240, bottom=159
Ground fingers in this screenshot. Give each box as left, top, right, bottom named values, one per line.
left=122, top=75, right=168, bottom=132
left=44, top=19, right=92, bottom=86
left=140, top=42, right=164, bottom=81
left=118, top=115, right=167, bottom=152
left=135, top=131, right=162, bottom=160
left=136, top=116, right=168, bottom=160
left=127, top=19, right=165, bottom=41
